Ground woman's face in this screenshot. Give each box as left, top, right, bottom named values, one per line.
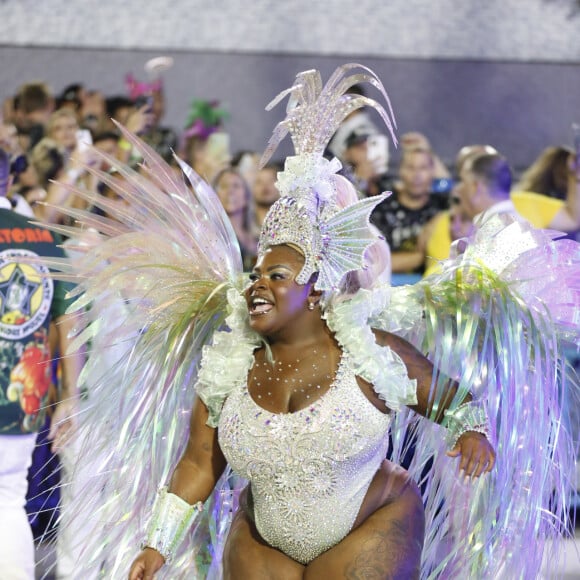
left=245, top=245, right=311, bottom=338
left=215, top=171, right=247, bottom=215
left=49, top=114, right=78, bottom=150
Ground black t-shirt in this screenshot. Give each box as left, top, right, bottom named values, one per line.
left=371, top=189, right=449, bottom=253
left=0, top=209, right=70, bottom=434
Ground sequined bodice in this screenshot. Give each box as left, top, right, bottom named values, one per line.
left=218, top=353, right=392, bottom=564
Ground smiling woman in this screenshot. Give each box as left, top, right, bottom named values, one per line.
left=42, top=63, right=580, bottom=580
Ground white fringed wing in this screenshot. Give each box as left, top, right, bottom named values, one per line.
left=370, top=215, right=580, bottom=579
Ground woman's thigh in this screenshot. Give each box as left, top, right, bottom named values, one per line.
left=222, top=508, right=304, bottom=580
left=304, top=473, right=425, bottom=580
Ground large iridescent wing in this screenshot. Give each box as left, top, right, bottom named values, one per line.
left=369, top=214, right=580, bottom=579
left=316, top=193, right=388, bottom=291
left=31, top=129, right=244, bottom=577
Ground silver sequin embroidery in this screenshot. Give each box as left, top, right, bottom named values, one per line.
left=218, top=353, right=392, bottom=564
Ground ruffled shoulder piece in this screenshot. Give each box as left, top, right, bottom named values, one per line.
left=324, top=287, right=417, bottom=410
left=196, top=288, right=262, bottom=427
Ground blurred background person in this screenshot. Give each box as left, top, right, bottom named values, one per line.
left=514, top=145, right=573, bottom=200
left=251, top=161, right=281, bottom=232
left=371, top=146, right=447, bottom=276
left=126, top=73, right=178, bottom=163
left=212, top=167, right=257, bottom=270
left=341, top=127, right=390, bottom=195
left=399, top=131, right=452, bottom=192
left=0, top=141, right=82, bottom=580
left=180, top=99, right=229, bottom=182
left=327, top=83, right=387, bottom=165
left=13, top=82, right=55, bottom=151
left=30, top=132, right=98, bottom=225
left=231, top=150, right=261, bottom=191
left=46, top=109, right=82, bottom=161
left=424, top=148, right=580, bottom=276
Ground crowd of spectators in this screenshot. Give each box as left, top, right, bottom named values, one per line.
left=2, top=78, right=579, bottom=284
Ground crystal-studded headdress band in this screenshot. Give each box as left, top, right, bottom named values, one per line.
left=257, top=64, right=395, bottom=291
left=257, top=168, right=389, bottom=289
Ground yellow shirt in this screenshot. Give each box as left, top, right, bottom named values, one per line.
left=511, top=191, right=562, bottom=228
left=423, top=191, right=564, bottom=277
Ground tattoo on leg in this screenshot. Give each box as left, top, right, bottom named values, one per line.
left=344, top=518, right=421, bottom=580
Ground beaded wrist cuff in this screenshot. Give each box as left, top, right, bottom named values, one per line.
left=143, top=487, right=203, bottom=563
left=443, top=399, right=490, bottom=450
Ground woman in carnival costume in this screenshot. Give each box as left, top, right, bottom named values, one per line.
left=43, top=64, right=577, bottom=579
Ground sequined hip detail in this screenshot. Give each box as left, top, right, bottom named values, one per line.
left=218, top=354, right=392, bottom=564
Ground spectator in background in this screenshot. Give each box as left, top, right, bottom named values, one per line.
left=454, top=144, right=498, bottom=176
left=104, top=96, right=135, bottom=130
left=92, top=131, right=121, bottom=172
left=423, top=144, right=497, bottom=276
left=136, top=86, right=178, bottom=164
left=448, top=192, right=473, bottom=242
left=371, top=146, right=447, bottom=274
left=180, top=100, right=230, bottom=182
left=399, top=132, right=451, bottom=188
left=251, top=161, right=281, bottom=231
left=341, top=128, right=389, bottom=195
left=455, top=153, right=515, bottom=224
left=424, top=147, right=580, bottom=275
left=8, top=163, right=43, bottom=221
left=80, top=91, right=107, bottom=135
left=2, top=96, right=17, bottom=125
left=56, top=84, right=85, bottom=117
left=56, top=84, right=106, bottom=135
left=0, top=144, right=82, bottom=579
left=0, top=121, right=40, bottom=218
left=515, top=145, right=573, bottom=200
left=46, top=108, right=82, bottom=160
left=30, top=134, right=98, bottom=225
left=327, top=83, right=387, bottom=167
left=29, top=138, right=66, bottom=190
left=212, top=167, right=257, bottom=270
left=454, top=144, right=580, bottom=231
left=232, top=150, right=261, bottom=191
left=14, top=82, right=55, bottom=151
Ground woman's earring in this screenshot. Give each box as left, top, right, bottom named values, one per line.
left=308, top=302, right=315, bottom=311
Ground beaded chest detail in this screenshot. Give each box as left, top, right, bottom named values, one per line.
left=218, top=353, right=392, bottom=564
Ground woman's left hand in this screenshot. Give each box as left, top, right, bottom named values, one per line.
left=446, top=431, right=495, bottom=479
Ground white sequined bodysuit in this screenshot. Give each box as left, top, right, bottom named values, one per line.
left=218, top=353, right=392, bottom=564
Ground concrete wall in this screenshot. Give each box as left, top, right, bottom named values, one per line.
left=2, top=0, right=579, bottom=61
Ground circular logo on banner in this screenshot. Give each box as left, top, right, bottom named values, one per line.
left=0, top=249, right=53, bottom=340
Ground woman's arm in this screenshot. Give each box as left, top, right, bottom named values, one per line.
left=168, top=395, right=227, bottom=503
left=128, top=396, right=227, bottom=580
left=374, top=329, right=495, bottom=478
left=373, top=329, right=449, bottom=419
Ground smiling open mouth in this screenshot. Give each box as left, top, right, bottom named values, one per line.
left=249, top=297, right=274, bottom=316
